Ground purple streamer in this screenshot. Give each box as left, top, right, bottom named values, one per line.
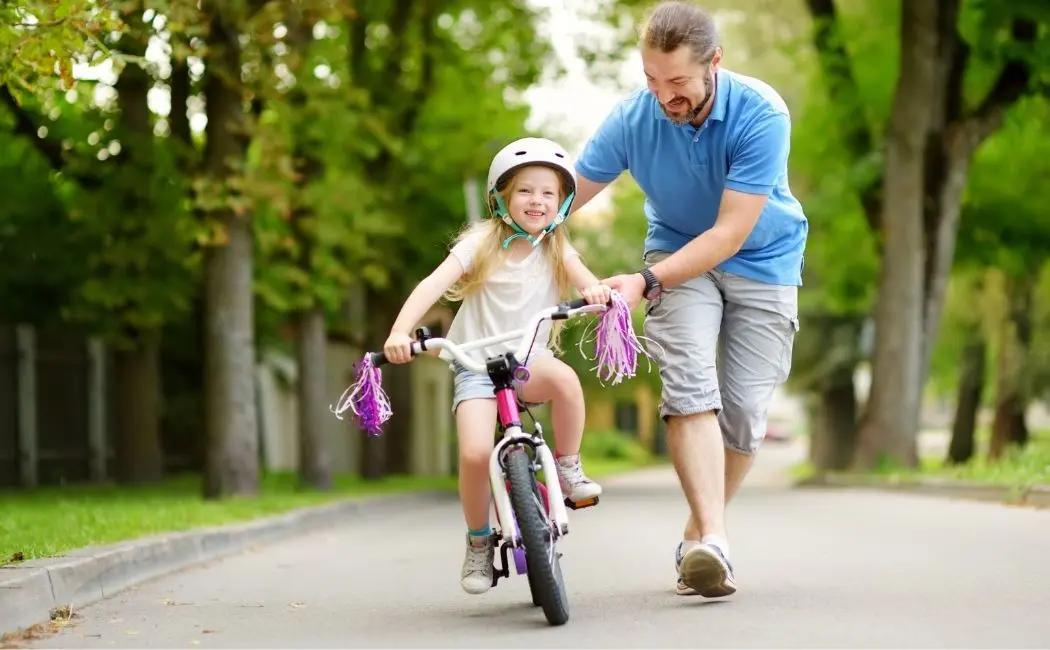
left=330, top=353, right=393, bottom=436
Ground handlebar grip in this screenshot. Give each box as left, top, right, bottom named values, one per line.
left=563, top=298, right=589, bottom=310
left=368, top=351, right=388, bottom=366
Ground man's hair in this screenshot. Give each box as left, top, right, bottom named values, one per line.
left=640, top=1, right=720, bottom=64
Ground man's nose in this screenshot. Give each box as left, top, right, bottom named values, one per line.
left=659, top=88, right=679, bottom=104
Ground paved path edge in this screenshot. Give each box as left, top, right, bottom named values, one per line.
left=0, top=490, right=452, bottom=636
left=798, top=474, right=1050, bottom=507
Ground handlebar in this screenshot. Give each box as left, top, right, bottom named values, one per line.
left=368, top=298, right=605, bottom=374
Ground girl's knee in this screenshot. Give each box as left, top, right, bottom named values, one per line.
left=550, top=364, right=583, bottom=400
left=459, top=442, right=490, bottom=470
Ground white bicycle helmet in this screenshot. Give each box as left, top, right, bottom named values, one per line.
left=485, top=137, right=578, bottom=248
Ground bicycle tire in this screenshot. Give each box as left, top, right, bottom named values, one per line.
left=506, top=445, right=569, bottom=625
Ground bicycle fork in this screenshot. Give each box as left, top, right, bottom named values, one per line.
left=489, top=426, right=571, bottom=546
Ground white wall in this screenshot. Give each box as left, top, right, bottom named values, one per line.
left=256, top=341, right=454, bottom=476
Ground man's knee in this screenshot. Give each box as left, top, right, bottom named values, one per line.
left=718, top=396, right=772, bottom=454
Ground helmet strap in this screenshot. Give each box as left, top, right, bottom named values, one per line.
left=489, top=189, right=577, bottom=249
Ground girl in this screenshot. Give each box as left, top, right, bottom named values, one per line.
left=382, top=137, right=611, bottom=595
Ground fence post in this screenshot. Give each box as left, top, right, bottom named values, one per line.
left=16, top=325, right=37, bottom=488
left=87, top=337, right=107, bottom=482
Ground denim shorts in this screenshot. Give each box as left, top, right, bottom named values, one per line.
left=449, top=362, right=543, bottom=415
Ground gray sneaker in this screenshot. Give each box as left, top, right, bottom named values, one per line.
left=460, top=534, right=494, bottom=595
left=678, top=542, right=737, bottom=598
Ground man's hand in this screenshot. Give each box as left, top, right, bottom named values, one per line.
left=602, top=272, right=647, bottom=311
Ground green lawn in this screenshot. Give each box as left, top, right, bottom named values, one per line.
left=1, top=454, right=659, bottom=565
left=793, top=427, right=1050, bottom=491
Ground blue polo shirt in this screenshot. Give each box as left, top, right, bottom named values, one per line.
left=575, top=68, right=808, bottom=286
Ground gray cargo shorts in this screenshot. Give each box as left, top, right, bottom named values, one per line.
left=642, top=250, right=800, bottom=454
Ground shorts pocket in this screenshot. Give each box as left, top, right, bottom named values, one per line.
left=777, top=316, right=800, bottom=383
left=644, top=293, right=663, bottom=318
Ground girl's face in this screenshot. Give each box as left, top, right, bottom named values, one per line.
left=505, top=166, right=563, bottom=236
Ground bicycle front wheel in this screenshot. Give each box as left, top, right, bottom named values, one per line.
left=506, top=445, right=568, bottom=626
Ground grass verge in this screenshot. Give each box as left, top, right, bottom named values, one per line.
left=1, top=444, right=661, bottom=566
left=0, top=472, right=458, bottom=565
left=792, top=427, right=1050, bottom=492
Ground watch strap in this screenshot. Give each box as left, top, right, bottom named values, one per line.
left=639, top=267, right=661, bottom=299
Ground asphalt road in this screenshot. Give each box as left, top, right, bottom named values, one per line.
left=28, top=442, right=1050, bottom=648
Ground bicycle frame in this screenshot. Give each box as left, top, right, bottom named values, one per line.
left=376, top=299, right=606, bottom=547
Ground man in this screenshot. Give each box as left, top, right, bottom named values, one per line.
left=568, top=0, right=808, bottom=598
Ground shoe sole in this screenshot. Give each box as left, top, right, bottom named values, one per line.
left=676, top=581, right=698, bottom=596
left=679, top=548, right=736, bottom=598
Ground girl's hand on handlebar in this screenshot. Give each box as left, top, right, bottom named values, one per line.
left=383, top=330, right=415, bottom=364
left=580, top=283, right=612, bottom=306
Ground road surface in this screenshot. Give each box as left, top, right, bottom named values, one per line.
left=27, top=442, right=1050, bottom=648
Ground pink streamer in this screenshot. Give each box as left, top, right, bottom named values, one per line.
left=330, top=353, right=393, bottom=436
left=591, top=291, right=649, bottom=385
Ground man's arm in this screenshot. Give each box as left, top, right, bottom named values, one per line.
left=648, top=110, right=792, bottom=290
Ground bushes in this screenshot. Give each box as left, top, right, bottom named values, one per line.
left=580, top=429, right=652, bottom=463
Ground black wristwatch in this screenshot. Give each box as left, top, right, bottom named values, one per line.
left=639, top=267, right=663, bottom=300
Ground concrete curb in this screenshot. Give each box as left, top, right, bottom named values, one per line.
left=797, top=474, right=1050, bottom=507
left=0, top=490, right=452, bottom=636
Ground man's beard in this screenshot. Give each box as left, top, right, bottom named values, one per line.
left=662, top=71, right=715, bottom=125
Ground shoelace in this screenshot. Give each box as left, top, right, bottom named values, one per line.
left=465, top=546, right=490, bottom=573
left=558, top=462, right=588, bottom=485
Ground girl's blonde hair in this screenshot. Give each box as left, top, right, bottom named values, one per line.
left=443, top=165, right=577, bottom=353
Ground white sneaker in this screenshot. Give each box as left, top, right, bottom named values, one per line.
left=556, top=455, right=602, bottom=503
left=460, top=534, right=494, bottom=595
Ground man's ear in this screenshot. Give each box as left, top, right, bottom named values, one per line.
left=711, top=46, right=723, bottom=69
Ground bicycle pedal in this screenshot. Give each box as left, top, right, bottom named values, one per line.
left=564, top=496, right=599, bottom=510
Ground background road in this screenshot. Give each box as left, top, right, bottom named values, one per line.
left=28, top=442, right=1050, bottom=648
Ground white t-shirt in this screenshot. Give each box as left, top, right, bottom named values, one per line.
left=441, top=231, right=578, bottom=368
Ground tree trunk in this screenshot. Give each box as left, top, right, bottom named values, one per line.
left=988, top=273, right=1034, bottom=460
left=811, top=368, right=858, bottom=471
left=918, top=151, right=972, bottom=392
left=801, top=313, right=863, bottom=472
left=946, top=329, right=985, bottom=465
left=113, top=329, right=165, bottom=484
left=297, top=307, right=333, bottom=490
left=201, top=6, right=259, bottom=498
left=106, top=2, right=165, bottom=486
left=853, top=1, right=941, bottom=471
left=283, top=10, right=333, bottom=490
left=359, top=285, right=414, bottom=479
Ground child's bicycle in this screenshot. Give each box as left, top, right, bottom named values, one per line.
left=361, top=297, right=608, bottom=626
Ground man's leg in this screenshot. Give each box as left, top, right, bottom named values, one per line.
left=641, top=252, right=729, bottom=597
left=680, top=449, right=754, bottom=541
left=716, top=270, right=799, bottom=472
left=676, top=271, right=799, bottom=595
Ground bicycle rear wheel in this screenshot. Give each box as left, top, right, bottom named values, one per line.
left=506, top=444, right=568, bottom=626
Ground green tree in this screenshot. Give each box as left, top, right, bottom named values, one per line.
left=955, top=95, right=1050, bottom=461
left=0, top=1, right=124, bottom=92
left=804, top=0, right=1049, bottom=469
